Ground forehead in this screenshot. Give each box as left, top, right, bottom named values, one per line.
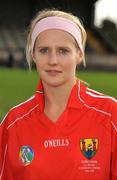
left=36, top=29, right=76, bottom=45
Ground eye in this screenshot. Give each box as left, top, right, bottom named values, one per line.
left=59, top=48, right=69, bottom=55
left=38, top=47, right=49, bottom=54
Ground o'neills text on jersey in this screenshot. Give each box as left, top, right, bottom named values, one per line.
left=44, top=138, right=69, bottom=148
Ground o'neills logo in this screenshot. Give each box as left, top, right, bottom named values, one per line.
left=44, top=138, right=69, bottom=148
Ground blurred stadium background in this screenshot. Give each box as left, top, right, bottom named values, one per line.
left=0, top=0, right=117, bottom=120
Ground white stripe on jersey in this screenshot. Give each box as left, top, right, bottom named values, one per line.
left=11, top=96, right=35, bottom=110
left=7, top=104, right=39, bottom=130
left=78, top=81, right=111, bottom=117
left=78, top=81, right=117, bottom=132
left=0, top=96, right=35, bottom=126
left=87, top=87, right=103, bottom=95
left=86, top=91, right=117, bottom=102
left=0, top=144, right=7, bottom=179
left=111, top=121, right=117, bottom=132
left=0, top=112, right=9, bottom=126
left=36, top=90, right=44, bottom=94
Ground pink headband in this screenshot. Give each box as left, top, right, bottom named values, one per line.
left=31, top=16, right=83, bottom=53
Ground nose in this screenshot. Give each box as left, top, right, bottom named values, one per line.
left=48, top=50, right=58, bottom=65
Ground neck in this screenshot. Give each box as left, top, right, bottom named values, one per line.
left=43, top=80, right=76, bottom=106
left=42, top=80, right=76, bottom=122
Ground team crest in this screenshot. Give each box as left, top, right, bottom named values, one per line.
left=19, top=146, right=34, bottom=166
left=80, top=138, right=98, bottom=160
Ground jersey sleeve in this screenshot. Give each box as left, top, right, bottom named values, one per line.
left=0, top=113, right=14, bottom=180
left=0, top=114, right=8, bottom=178
left=110, top=101, right=117, bottom=180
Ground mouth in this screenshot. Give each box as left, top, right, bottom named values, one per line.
left=45, top=69, right=62, bottom=76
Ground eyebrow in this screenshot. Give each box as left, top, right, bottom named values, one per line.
left=37, top=46, right=71, bottom=49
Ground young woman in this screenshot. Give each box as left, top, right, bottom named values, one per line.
left=0, top=9, right=117, bottom=180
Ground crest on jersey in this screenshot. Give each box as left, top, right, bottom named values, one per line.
left=80, top=138, right=98, bottom=160
left=19, top=146, right=34, bottom=166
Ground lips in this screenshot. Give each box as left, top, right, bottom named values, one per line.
left=45, top=69, right=62, bottom=76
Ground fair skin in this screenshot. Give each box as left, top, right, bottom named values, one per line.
left=33, top=29, right=83, bottom=122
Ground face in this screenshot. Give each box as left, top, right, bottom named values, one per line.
left=33, top=29, right=82, bottom=87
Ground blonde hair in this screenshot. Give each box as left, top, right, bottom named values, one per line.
left=26, top=8, right=87, bottom=69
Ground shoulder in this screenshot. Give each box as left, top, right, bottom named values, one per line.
left=79, top=81, right=117, bottom=116
left=86, top=86, right=117, bottom=104
left=0, top=95, right=39, bottom=128
left=79, top=81, right=117, bottom=133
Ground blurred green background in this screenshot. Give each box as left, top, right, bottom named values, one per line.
left=0, top=0, right=117, bottom=122
left=0, top=68, right=117, bottom=121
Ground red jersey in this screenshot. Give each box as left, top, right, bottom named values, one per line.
left=0, top=80, right=117, bottom=180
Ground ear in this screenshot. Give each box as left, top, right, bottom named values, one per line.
left=76, top=50, right=83, bottom=65
left=31, top=51, right=36, bottom=63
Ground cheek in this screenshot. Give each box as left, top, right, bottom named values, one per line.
left=33, top=51, right=42, bottom=63
left=62, top=59, right=76, bottom=71
left=33, top=59, right=42, bottom=73
left=35, top=61, right=44, bottom=70
left=34, top=54, right=44, bottom=67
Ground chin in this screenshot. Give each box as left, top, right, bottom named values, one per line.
left=42, top=79, right=66, bottom=88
